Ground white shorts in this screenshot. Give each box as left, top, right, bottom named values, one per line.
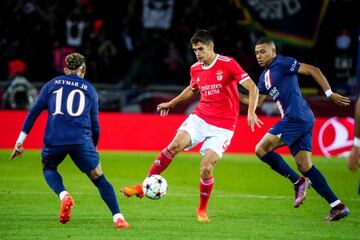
left=177, top=114, right=234, bottom=158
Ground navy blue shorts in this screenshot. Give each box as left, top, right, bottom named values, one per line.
left=41, top=143, right=99, bottom=173
left=268, top=116, right=314, bottom=156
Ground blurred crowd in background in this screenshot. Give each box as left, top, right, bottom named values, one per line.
left=0, top=0, right=359, bottom=113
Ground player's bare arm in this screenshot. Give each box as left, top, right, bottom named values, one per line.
left=298, top=63, right=350, bottom=106
left=157, top=86, right=198, bottom=117
left=240, top=79, right=263, bottom=131
left=240, top=93, right=266, bottom=108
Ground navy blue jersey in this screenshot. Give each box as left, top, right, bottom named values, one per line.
left=22, top=74, right=100, bottom=146
left=258, top=55, right=315, bottom=122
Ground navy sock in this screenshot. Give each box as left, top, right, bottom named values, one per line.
left=260, top=151, right=300, bottom=183
left=303, top=166, right=338, bottom=204
left=43, top=169, right=65, bottom=195
left=92, top=175, right=120, bottom=215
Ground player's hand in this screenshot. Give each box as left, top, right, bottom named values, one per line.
left=157, top=102, right=172, bottom=117
left=248, top=113, right=263, bottom=132
left=9, top=142, right=24, bottom=160
left=347, top=146, right=360, bottom=171
left=329, top=93, right=350, bottom=106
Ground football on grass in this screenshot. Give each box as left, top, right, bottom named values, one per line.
left=142, top=174, right=168, bottom=199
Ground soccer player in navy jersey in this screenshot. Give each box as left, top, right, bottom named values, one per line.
left=241, top=37, right=351, bottom=221
left=9, top=53, right=129, bottom=228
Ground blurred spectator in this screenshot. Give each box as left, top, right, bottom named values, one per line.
left=142, top=0, right=175, bottom=30
left=0, top=0, right=357, bottom=98
left=7, top=59, right=26, bottom=79
left=334, top=29, right=355, bottom=94
left=52, top=41, right=75, bottom=74
left=3, top=59, right=37, bottom=110
left=66, top=8, right=86, bottom=47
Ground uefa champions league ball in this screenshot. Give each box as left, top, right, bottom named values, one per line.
left=142, top=175, right=168, bottom=200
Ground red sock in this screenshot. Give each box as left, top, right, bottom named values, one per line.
left=148, top=148, right=174, bottom=176
left=198, top=177, right=214, bottom=212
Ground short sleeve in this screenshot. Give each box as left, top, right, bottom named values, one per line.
left=189, top=70, right=199, bottom=90
left=280, top=56, right=300, bottom=74
left=258, top=79, right=268, bottom=95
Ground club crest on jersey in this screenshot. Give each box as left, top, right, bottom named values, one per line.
left=216, top=70, right=223, bottom=81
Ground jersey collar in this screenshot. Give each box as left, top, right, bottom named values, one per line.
left=202, top=54, right=218, bottom=70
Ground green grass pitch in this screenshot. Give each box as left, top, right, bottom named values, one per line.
left=0, top=150, right=359, bottom=239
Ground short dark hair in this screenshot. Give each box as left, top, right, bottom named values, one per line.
left=255, top=37, right=275, bottom=46
left=190, top=29, right=214, bottom=45
left=65, top=53, right=86, bottom=70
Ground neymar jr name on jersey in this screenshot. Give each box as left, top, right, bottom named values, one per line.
left=54, top=79, right=88, bottom=91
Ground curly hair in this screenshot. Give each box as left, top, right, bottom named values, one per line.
left=65, top=53, right=86, bottom=70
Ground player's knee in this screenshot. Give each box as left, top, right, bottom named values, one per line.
left=168, top=141, right=183, bottom=154
left=255, top=144, right=267, bottom=158
left=200, top=167, right=211, bottom=178
left=87, top=165, right=103, bottom=180
left=200, top=164, right=213, bottom=178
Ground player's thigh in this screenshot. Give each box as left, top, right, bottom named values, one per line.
left=169, top=130, right=192, bottom=151
left=256, top=133, right=285, bottom=156
left=200, top=127, right=233, bottom=159
left=69, top=143, right=100, bottom=174
left=176, top=114, right=207, bottom=151
left=41, top=145, right=68, bottom=169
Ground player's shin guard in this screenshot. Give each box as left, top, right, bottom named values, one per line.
left=148, top=148, right=174, bottom=176
left=303, top=166, right=338, bottom=204
left=92, top=175, right=121, bottom=215
left=43, top=168, right=66, bottom=195
left=260, top=151, right=300, bottom=183
left=198, top=177, right=214, bottom=212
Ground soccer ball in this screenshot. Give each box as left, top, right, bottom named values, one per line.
left=142, top=174, right=168, bottom=200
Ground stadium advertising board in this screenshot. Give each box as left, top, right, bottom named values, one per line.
left=0, top=111, right=353, bottom=157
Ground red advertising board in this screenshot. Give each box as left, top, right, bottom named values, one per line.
left=0, top=111, right=354, bottom=157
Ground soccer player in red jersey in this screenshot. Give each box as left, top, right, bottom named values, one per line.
left=122, top=29, right=262, bottom=222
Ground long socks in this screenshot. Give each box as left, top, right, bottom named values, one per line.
left=260, top=151, right=300, bottom=183
left=198, top=177, right=214, bottom=212
left=148, top=148, right=174, bottom=176
left=92, top=175, right=121, bottom=215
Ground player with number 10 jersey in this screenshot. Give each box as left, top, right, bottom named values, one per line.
left=22, top=72, right=99, bottom=146
left=10, top=53, right=129, bottom=228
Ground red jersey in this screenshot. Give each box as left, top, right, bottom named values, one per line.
left=190, top=54, right=250, bottom=131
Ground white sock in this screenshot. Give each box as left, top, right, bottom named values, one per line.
left=59, top=191, right=69, bottom=201
left=113, top=213, right=124, bottom=222
left=330, top=200, right=341, bottom=208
